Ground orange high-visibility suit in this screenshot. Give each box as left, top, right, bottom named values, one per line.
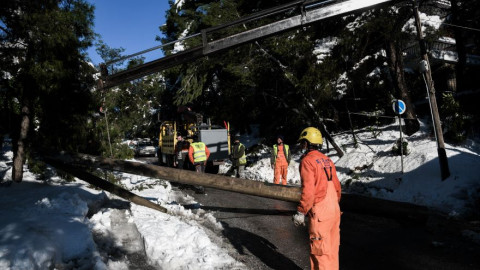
left=272, top=144, right=290, bottom=185
left=298, top=150, right=342, bottom=270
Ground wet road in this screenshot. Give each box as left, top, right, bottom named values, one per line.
left=184, top=186, right=480, bottom=270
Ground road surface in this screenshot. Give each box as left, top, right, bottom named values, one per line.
left=136, top=157, right=480, bottom=269
left=181, top=186, right=480, bottom=270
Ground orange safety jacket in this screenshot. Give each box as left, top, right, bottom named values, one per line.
left=297, top=150, right=342, bottom=215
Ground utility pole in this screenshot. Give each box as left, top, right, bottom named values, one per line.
left=97, top=79, right=113, bottom=158
left=412, top=0, right=450, bottom=180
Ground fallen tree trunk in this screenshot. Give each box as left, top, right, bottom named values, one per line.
left=67, top=153, right=302, bottom=203
left=45, top=153, right=432, bottom=222
left=45, top=157, right=168, bottom=213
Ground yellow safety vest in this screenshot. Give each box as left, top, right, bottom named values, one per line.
left=273, top=144, right=290, bottom=163
left=236, top=143, right=247, bottom=165
left=191, top=142, right=207, bottom=163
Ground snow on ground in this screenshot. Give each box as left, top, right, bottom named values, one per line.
left=228, top=119, right=480, bottom=217
left=1, top=118, right=480, bottom=268
left=0, top=144, right=243, bottom=269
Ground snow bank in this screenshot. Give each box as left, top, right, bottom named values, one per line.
left=0, top=168, right=107, bottom=269
left=0, top=148, right=243, bottom=269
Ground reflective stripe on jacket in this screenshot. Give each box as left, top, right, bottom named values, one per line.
left=191, top=142, right=207, bottom=163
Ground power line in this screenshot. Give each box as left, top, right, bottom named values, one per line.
left=439, top=21, right=480, bottom=32
left=347, top=112, right=417, bottom=120
left=424, top=19, right=480, bottom=33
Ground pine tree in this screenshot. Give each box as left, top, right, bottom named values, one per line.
left=93, top=41, right=166, bottom=157
left=0, top=0, right=96, bottom=182
left=449, top=0, right=480, bottom=91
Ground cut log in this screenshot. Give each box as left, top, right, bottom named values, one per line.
left=45, top=153, right=432, bottom=222
left=45, top=157, right=167, bottom=213
left=69, top=153, right=302, bottom=203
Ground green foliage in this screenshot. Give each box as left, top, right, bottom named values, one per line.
left=95, top=39, right=126, bottom=74
left=392, top=139, right=409, bottom=156
left=91, top=170, right=122, bottom=187
left=27, top=158, right=48, bottom=181
left=158, top=0, right=435, bottom=140
left=90, top=38, right=165, bottom=156
left=441, top=93, right=467, bottom=143
left=55, top=170, right=76, bottom=183
left=0, top=0, right=97, bottom=156
left=91, top=70, right=165, bottom=155
left=158, top=0, right=349, bottom=138
left=112, top=143, right=135, bottom=160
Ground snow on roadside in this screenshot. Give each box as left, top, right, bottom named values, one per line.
left=0, top=147, right=243, bottom=269
left=0, top=153, right=108, bottom=269
left=80, top=169, right=245, bottom=269
left=333, top=119, right=480, bottom=216
left=233, top=119, right=480, bottom=217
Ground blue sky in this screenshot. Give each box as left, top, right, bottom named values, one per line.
left=86, top=1, right=171, bottom=66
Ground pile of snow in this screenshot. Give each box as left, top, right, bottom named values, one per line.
left=333, top=119, right=480, bottom=216
left=233, top=119, right=480, bottom=216
left=0, top=146, right=243, bottom=269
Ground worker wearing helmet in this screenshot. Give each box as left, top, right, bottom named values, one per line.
left=292, top=127, right=342, bottom=270
left=271, top=134, right=291, bottom=185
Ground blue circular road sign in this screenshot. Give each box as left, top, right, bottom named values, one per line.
left=392, top=99, right=406, bottom=115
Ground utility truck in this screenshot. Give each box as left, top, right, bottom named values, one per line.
left=157, top=107, right=230, bottom=173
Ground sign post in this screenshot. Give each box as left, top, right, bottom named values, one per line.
left=392, top=99, right=406, bottom=174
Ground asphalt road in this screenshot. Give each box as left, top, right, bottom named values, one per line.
left=135, top=158, right=480, bottom=270
left=182, top=186, right=480, bottom=270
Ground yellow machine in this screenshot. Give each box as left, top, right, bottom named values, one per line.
left=157, top=117, right=230, bottom=172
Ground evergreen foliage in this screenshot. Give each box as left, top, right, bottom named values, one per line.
left=156, top=0, right=478, bottom=142
left=2, top=0, right=478, bottom=174
left=1, top=0, right=96, bottom=155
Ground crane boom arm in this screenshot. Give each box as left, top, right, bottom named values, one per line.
left=102, top=0, right=398, bottom=89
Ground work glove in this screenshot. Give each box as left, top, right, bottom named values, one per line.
left=292, top=211, right=305, bottom=227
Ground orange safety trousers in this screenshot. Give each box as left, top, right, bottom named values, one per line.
left=308, top=181, right=341, bottom=270
left=274, top=162, right=288, bottom=185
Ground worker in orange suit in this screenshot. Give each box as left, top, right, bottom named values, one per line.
left=271, top=135, right=291, bottom=185
left=292, top=127, right=342, bottom=270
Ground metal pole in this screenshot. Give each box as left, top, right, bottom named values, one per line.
left=398, top=112, right=404, bottom=174
left=347, top=108, right=358, bottom=147
left=413, top=0, right=450, bottom=180
left=103, top=98, right=113, bottom=158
